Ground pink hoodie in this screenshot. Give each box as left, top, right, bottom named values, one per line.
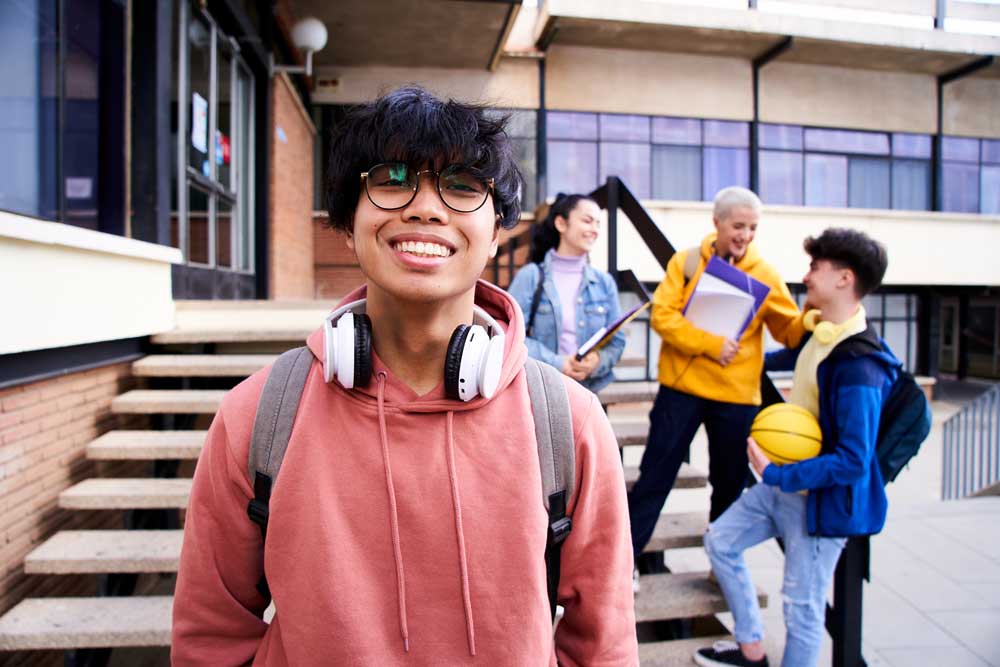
left=172, top=281, right=638, bottom=666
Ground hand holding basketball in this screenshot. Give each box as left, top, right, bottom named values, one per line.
left=747, top=437, right=770, bottom=475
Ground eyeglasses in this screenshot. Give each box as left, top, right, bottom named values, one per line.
left=361, top=162, right=494, bottom=213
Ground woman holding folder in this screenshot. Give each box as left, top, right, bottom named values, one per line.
left=508, top=193, right=625, bottom=392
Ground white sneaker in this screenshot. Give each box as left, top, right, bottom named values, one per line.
left=632, top=568, right=641, bottom=595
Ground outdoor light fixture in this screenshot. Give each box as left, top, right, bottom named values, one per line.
left=270, top=17, right=328, bottom=77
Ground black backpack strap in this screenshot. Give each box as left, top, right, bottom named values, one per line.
left=247, top=346, right=313, bottom=599
left=523, top=358, right=576, bottom=621
left=526, top=263, right=546, bottom=336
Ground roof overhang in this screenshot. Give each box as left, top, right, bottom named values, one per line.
left=535, top=1, right=1000, bottom=77
left=291, top=0, right=521, bottom=71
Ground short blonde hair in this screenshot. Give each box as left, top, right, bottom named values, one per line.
left=713, top=186, right=762, bottom=222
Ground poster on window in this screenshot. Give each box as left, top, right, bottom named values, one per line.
left=191, top=92, right=208, bottom=154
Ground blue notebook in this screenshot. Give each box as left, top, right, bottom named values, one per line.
left=683, top=256, right=770, bottom=340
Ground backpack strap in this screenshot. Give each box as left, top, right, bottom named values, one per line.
left=247, top=346, right=313, bottom=599
left=523, top=358, right=575, bottom=621
left=682, top=246, right=701, bottom=286
left=526, top=263, right=546, bottom=336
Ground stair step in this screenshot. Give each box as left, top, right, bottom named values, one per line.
left=614, top=420, right=649, bottom=447
left=598, top=381, right=658, bottom=406
left=625, top=463, right=707, bottom=491
left=59, top=478, right=192, bottom=510
left=0, top=596, right=172, bottom=650
left=151, top=328, right=313, bottom=344
left=111, top=389, right=226, bottom=414
left=639, top=635, right=732, bottom=667
left=635, top=571, right=767, bottom=623
left=24, top=530, right=183, bottom=574
left=87, top=431, right=205, bottom=460
left=132, top=354, right=276, bottom=377
left=644, top=512, right=707, bottom=553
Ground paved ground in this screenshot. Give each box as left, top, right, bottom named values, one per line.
left=619, top=384, right=1000, bottom=667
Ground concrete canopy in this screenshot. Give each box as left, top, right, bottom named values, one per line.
left=290, top=0, right=520, bottom=71
left=537, top=1, right=1000, bottom=76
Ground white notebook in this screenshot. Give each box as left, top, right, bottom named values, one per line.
left=683, top=272, right=755, bottom=341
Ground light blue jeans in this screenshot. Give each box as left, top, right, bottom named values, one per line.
left=704, top=483, right=846, bottom=667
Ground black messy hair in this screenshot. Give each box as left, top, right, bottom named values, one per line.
left=804, top=228, right=888, bottom=298
left=324, top=86, right=523, bottom=231
left=528, top=193, right=597, bottom=264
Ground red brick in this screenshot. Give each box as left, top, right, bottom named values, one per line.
left=1, top=391, right=41, bottom=412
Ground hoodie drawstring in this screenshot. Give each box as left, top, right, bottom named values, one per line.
left=445, top=411, right=477, bottom=656
left=376, top=373, right=410, bottom=652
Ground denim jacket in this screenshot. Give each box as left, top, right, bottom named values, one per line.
left=508, top=251, right=626, bottom=393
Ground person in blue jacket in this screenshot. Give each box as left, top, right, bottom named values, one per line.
left=694, top=228, right=898, bottom=667
left=508, top=194, right=625, bottom=393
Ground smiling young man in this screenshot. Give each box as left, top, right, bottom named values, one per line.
left=695, top=228, right=896, bottom=667
left=628, top=187, right=806, bottom=589
left=171, top=87, right=638, bottom=666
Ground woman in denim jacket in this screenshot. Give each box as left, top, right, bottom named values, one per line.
left=508, top=194, right=625, bottom=393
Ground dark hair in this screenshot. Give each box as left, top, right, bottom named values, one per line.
left=528, top=193, right=597, bottom=264
left=323, top=86, right=523, bottom=231
left=803, top=228, right=888, bottom=298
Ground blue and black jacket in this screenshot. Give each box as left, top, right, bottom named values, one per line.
left=763, top=324, right=900, bottom=537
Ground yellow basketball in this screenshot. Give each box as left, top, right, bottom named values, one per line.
left=750, top=403, right=823, bottom=465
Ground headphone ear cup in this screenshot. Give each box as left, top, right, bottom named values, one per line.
left=353, top=313, right=373, bottom=387
left=444, top=324, right=470, bottom=400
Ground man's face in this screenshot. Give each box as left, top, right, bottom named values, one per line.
left=803, top=258, right=851, bottom=308
left=713, top=206, right=758, bottom=261
left=346, top=167, right=499, bottom=306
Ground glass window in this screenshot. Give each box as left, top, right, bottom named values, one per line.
left=547, top=141, right=598, bottom=195
left=759, top=150, right=802, bottom=205
left=652, top=117, right=701, bottom=145
left=892, top=133, right=931, bottom=159
left=547, top=111, right=598, bottom=140
left=512, top=137, right=537, bottom=210
left=600, top=142, right=650, bottom=199
left=236, top=62, right=254, bottom=271
left=187, top=12, right=212, bottom=176
left=805, top=128, right=889, bottom=155
left=504, top=109, right=536, bottom=139
left=600, top=114, right=649, bottom=142
left=884, top=321, right=910, bottom=368
left=188, top=185, right=211, bottom=265
left=216, top=44, right=233, bottom=191
left=703, top=121, right=749, bottom=148
left=652, top=145, right=701, bottom=200
left=703, top=147, right=749, bottom=200
left=982, top=166, right=1000, bottom=215
left=983, top=139, right=1000, bottom=165
left=892, top=159, right=931, bottom=211
left=217, top=197, right=233, bottom=268
left=941, top=161, right=979, bottom=213
left=885, top=294, right=909, bottom=317
left=942, top=137, right=979, bottom=163
left=848, top=157, right=890, bottom=209
left=805, top=154, right=848, bottom=207
left=862, top=294, right=883, bottom=317
left=759, top=124, right=803, bottom=150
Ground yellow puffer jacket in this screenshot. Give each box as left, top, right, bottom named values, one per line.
left=651, top=233, right=805, bottom=405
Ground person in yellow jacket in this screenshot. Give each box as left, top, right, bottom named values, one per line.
left=628, top=186, right=806, bottom=583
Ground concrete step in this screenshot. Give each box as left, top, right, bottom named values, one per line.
left=599, top=381, right=658, bottom=406
left=152, top=328, right=313, bottom=345
left=132, top=354, right=276, bottom=377
left=0, top=596, right=172, bottom=650
left=24, top=530, right=183, bottom=574
left=614, top=420, right=649, bottom=447
left=639, top=635, right=732, bottom=667
left=87, top=431, right=205, bottom=460
left=644, top=512, right=707, bottom=553
left=625, top=463, right=707, bottom=491
left=59, top=478, right=192, bottom=510
left=634, top=571, right=767, bottom=623
left=111, top=390, right=226, bottom=415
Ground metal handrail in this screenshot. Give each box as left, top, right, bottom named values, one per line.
left=942, top=383, right=1000, bottom=499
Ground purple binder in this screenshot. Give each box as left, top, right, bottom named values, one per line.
left=683, top=256, right=771, bottom=339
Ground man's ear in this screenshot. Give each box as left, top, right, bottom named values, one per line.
left=839, top=267, right=854, bottom=291
left=489, top=223, right=500, bottom=258
left=343, top=227, right=355, bottom=252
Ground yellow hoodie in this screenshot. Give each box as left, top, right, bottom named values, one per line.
left=651, top=233, right=805, bottom=405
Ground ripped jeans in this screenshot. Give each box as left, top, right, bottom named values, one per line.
left=704, top=483, right=846, bottom=667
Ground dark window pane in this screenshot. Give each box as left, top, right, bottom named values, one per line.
left=942, top=136, right=979, bottom=163
left=187, top=12, right=212, bottom=175
left=512, top=137, right=537, bottom=209
left=758, top=123, right=803, bottom=150
left=217, top=197, right=233, bottom=268
left=188, top=186, right=211, bottom=264
left=891, top=159, right=931, bottom=211
left=982, top=166, right=1000, bottom=215
left=805, top=154, right=848, bottom=207
left=759, top=150, right=802, bottom=205
left=547, top=141, right=597, bottom=196
left=600, top=142, right=650, bottom=199
left=704, top=120, right=749, bottom=148
left=982, top=139, right=1000, bottom=165
left=941, top=161, right=979, bottom=213
left=804, top=128, right=889, bottom=155
left=652, top=117, right=701, bottom=145
left=848, top=157, right=890, bottom=209
left=652, top=145, right=701, bottom=200
left=704, top=147, right=749, bottom=200
left=547, top=111, right=598, bottom=140
left=967, top=305, right=995, bottom=358
left=892, top=133, right=932, bottom=159
left=217, top=45, right=233, bottom=190
left=599, top=114, right=649, bottom=142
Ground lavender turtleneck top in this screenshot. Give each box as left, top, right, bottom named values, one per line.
left=549, top=249, right=588, bottom=356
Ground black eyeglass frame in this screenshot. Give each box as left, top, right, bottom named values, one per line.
left=360, top=163, right=496, bottom=214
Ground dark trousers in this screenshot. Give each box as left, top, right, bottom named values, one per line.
left=628, top=385, right=758, bottom=560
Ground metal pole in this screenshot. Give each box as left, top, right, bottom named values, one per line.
left=607, top=177, right=619, bottom=276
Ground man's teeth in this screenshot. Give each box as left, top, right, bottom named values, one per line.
left=394, top=241, right=452, bottom=257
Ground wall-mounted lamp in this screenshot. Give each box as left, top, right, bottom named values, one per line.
left=270, top=17, right=328, bottom=78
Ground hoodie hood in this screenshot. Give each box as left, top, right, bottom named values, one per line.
left=700, top=232, right=763, bottom=272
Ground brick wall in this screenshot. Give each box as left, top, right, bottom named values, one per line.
left=0, top=363, right=148, bottom=622
left=269, top=72, right=317, bottom=299
left=313, top=216, right=364, bottom=299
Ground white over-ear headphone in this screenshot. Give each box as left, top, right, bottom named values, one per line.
left=322, top=299, right=506, bottom=402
